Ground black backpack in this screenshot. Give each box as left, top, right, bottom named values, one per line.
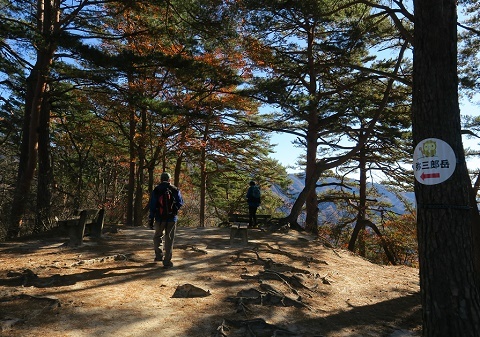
left=156, top=186, right=177, bottom=219
left=252, top=186, right=261, bottom=204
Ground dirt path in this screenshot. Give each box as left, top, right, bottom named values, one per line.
left=0, top=226, right=421, bottom=337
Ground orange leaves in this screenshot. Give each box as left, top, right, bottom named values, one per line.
left=243, top=37, right=275, bottom=67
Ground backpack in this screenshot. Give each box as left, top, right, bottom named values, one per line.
left=252, top=186, right=261, bottom=204
left=252, top=186, right=261, bottom=198
left=156, top=186, right=176, bottom=219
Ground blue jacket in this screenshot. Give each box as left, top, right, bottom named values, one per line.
left=149, top=182, right=184, bottom=222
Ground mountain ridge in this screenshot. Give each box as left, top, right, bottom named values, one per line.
left=271, top=174, right=415, bottom=225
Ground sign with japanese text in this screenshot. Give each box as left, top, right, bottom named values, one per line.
left=413, top=138, right=456, bottom=185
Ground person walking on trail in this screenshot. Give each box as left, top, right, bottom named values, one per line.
left=149, top=172, right=184, bottom=268
left=246, top=180, right=261, bottom=228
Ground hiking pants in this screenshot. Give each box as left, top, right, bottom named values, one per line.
left=153, top=220, right=176, bottom=265
left=248, top=206, right=258, bottom=227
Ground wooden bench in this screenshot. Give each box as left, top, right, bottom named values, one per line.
left=228, top=214, right=272, bottom=245
left=59, top=208, right=105, bottom=246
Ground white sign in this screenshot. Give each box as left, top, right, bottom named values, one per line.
left=413, top=138, right=456, bottom=185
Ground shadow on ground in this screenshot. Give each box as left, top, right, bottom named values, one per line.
left=0, top=225, right=421, bottom=337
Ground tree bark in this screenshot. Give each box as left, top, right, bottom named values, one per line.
left=7, top=73, right=38, bottom=238
left=199, top=121, right=210, bottom=228
left=413, top=0, right=480, bottom=334
left=126, top=88, right=136, bottom=226
left=133, top=146, right=144, bottom=227
left=364, top=219, right=396, bottom=265
left=302, top=21, right=319, bottom=233
left=304, top=113, right=319, bottom=233
left=35, top=90, right=53, bottom=233
left=174, top=153, right=183, bottom=188
left=7, top=0, right=61, bottom=238
left=348, top=147, right=367, bottom=253
left=133, top=107, right=148, bottom=227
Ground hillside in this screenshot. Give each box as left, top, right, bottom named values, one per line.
left=0, top=225, right=421, bottom=337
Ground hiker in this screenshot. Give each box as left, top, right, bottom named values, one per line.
left=148, top=172, right=184, bottom=268
left=246, top=180, right=261, bottom=228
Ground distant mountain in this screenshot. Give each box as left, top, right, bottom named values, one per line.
left=271, top=174, right=415, bottom=225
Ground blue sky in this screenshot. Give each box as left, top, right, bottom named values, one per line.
left=268, top=98, right=480, bottom=176
left=460, top=98, right=480, bottom=171
left=269, top=132, right=304, bottom=173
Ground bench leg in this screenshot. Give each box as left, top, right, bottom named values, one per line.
left=239, top=228, right=248, bottom=244
left=229, top=228, right=236, bottom=245
left=68, top=222, right=86, bottom=246
left=230, top=227, right=248, bottom=245
left=90, top=209, right=105, bottom=239
left=68, top=210, right=89, bottom=246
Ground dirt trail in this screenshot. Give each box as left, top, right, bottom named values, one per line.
left=0, top=226, right=421, bottom=337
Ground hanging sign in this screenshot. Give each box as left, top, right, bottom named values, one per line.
left=413, top=138, right=456, bottom=185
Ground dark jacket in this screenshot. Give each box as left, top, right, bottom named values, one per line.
left=246, top=185, right=261, bottom=208
left=149, top=182, right=184, bottom=222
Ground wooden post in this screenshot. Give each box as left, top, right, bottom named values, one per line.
left=229, top=224, right=248, bottom=245
left=68, top=210, right=88, bottom=246
left=90, top=208, right=105, bottom=239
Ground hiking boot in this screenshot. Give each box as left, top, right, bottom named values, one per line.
left=154, top=257, right=163, bottom=262
left=163, top=262, right=173, bottom=269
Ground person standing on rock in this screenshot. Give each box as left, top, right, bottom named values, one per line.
left=246, top=180, right=261, bottom=228
left=148, top=172, right=184, bottom=268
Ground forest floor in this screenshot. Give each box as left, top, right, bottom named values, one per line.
left=0, top=224, right=421, bottom=337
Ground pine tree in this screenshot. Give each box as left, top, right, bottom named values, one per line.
left=414, top=0, right=480, bottom=334
left=238, top=0, right=409, bottom=232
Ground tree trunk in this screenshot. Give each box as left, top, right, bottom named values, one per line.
left=304, top=25, right=319, bottom=234
left=413, top=0, right=480, bottom=334
left=199, top=121, right=210, bottom=228
left=199, top=150, right=207, bottom=227
left=126, top=94, right=136, bottom=226
left=174, top=153, right=183, bottom=188
left=126, top=157, right=135, bottom=226
left=348, top=147, right=367, bottom=253
left=284, top=162, right=323, bottom=228
left=365, top=220, right=396, bottom=265
left=134, top=107, right=148, bottom=227
left=7, top=0, right=59, bottom=238
left=133, top=155, right=144, bottom=227
left=469, top=172, right=480, bottom=279
left=304, top=125, right=319, bottom=234
left=7, top=71, right=37, bottom=238
left=35, top=91, right=53, bottom=233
